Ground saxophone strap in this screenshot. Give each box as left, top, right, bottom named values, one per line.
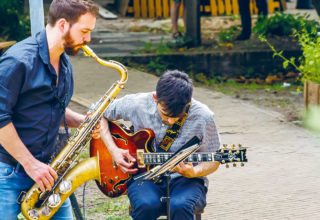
left=158, top=103, right=191, bottom=152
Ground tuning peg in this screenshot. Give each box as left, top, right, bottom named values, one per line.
left=223, top=144, right=227, bottom=148
left=226, top=164, right=229, bottom=168
left=233, top=163, right=237, bottom=167
left=241, top=162, right=245, bottom=167
left=238, top=144, right=242, bottom=148
left=231, top=144, right=236, bottom=149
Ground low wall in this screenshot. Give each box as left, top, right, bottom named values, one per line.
left=102, top=49, right=302, bottom=79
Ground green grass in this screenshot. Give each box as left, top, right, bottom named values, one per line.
left=86, top=196, right=131, bottom=220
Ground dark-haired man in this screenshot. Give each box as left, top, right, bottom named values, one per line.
left=0, top=0, right=99, bottom=219
left=98, top=70, right=221, bottom=220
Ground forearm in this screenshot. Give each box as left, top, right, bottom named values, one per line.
left=100, top=117, right=119, bottom=154
left=64, top=108, right=86, bottom=128
left=192, top=161, right=220, bottom=177
left=0, top=122, right=37, bottom=167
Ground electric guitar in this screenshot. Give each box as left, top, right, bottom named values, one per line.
left=90, top=121, right=247, bottom=198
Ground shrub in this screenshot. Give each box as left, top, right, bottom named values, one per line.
left=261, top=26, right=320, bottom=84
left=253, top=12, right=320, bottom=37
left=0, top=0, right=30, bottom=41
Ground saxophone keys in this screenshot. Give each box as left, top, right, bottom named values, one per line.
left=59, top=180, right=72, bottom=194
left=27, top=209, right=39, bottom=219
left=48, top=194, right=61, bottom=208
left=41, top=206, right=51, bottom=216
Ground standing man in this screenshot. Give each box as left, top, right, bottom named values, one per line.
left=237, top=0, right=268, bottom=40
left=98, top=70, right=221, bottom=219
left=0, top=0, right=99, bottom=219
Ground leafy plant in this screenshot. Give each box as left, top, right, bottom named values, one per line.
left=260, top=25, right=320, bottom=84
left=218, top=25, right=239, bottom=43
left=253, top=12, right=320, bottom=38
left=147, top=57, right=168, bottom=76
left=0, top=0, right=30, bottom=41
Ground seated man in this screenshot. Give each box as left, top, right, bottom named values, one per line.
left=99, top=70, right=220, bottom=220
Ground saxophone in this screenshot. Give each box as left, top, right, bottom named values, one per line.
left=21, top=45, right=128, bottom=220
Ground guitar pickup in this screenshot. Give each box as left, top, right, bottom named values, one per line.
left=136, top=149, right=146, bottom=168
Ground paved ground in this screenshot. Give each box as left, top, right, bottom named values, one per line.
left=70, top=55, right=320, bottom=220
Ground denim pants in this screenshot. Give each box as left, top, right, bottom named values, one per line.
left=128, top=176, right=207, bottom=220
left=0, top=161, right=73, bottom=220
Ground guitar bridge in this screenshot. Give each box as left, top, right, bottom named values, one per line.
left=136, top=149, right=145, bottom=168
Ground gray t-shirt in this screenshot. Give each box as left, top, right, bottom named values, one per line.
left=103, top=92, right=220, bottom=186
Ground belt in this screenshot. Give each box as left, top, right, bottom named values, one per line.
left=0, top=153, right=18, bottom=167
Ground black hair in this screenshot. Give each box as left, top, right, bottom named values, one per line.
left=156, top=70, right=193, bottom=117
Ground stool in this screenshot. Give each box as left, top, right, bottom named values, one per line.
left=129, top=205, right=203, bottom=220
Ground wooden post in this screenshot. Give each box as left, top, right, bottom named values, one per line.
left=185, top=0, right=201, bottom=46
left=29, top=0, right=45, bottom=36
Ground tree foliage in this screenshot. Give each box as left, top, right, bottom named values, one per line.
left=0, top=0, right=30, bottom=41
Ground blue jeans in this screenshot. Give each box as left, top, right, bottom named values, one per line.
left=0, top=161, right=73, bottom=220
left=128, top=176, right=207, bottom=220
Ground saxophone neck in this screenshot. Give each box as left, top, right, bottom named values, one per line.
left=81, top=45, right=128, bottom=84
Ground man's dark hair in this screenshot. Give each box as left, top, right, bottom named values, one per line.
left=156, top=70, right=193, bottom=117
left=48, top=0, right=99, bottom=26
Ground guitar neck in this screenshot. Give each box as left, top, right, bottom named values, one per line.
left=143, top=152, right=215, bottom=165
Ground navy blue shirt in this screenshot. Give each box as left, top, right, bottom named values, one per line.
left=0, top=30, right=74, bottom=162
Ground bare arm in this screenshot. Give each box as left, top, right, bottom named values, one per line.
left=0, top=123, right=58, bottom=191
left=172, top=161, right=220, bottom=178
left=98, top=117, right=137, bottom=174
left=64, top=108, right=86, bottom=128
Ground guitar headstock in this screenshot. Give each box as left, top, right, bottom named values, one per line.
left=214, top=144, right=247, bottom=168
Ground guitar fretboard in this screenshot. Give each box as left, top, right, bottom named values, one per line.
left=143, top=153, right=214, bottom=165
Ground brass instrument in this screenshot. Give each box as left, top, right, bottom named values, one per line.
left=21, top=45, right=128, bottom=220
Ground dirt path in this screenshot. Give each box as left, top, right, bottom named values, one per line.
left=69, top=56, right=320, bottom=219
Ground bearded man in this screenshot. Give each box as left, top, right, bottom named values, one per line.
left=0, top=1, right=99, bottom=219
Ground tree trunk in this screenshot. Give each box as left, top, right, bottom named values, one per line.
left=296, top=0, right=314, bottom=9
left=312, top=0, right=320, bottom=16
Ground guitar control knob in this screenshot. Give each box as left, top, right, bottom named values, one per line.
left=115, top=176, right=119, bottom=180
left=108, top=191, right=114, bottom=197
left=101, top=182, right=106, bottom=188
left=109, top=179, right=114, bottom=183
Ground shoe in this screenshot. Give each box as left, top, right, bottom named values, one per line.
left=172, top=31, right=183, bottom=39
left=235, top=33, right=251, bottom=41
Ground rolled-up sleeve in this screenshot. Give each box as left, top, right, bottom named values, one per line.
left=199, top=113, right=220, bottom=152
left=0, top=56, right=25, bottom=128
left=103, top=94, right=137, bottom=121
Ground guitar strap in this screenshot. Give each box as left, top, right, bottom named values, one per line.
left=158, top=103, right=191, bottom=152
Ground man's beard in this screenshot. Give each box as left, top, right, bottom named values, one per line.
left=63, top=31, right=83, bottom=56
